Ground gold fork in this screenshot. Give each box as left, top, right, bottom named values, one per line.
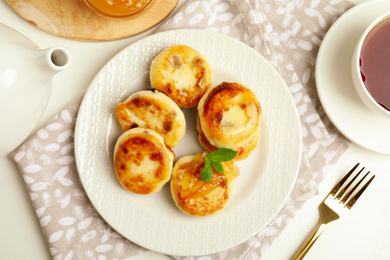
left=292, top=163, right=375, bottom=260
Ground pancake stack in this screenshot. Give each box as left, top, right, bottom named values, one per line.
left=197, top=82, right=261, bottom=160
left=114, top=89, right=185, bottom=195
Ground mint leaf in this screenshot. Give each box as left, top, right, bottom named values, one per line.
left=207, top=148, right=237, bottom=163
left=210, top=161, right=224, bottom=173
left=199, top=148, right=237, bottom=182
left=200, top=157, right=213, bottom=182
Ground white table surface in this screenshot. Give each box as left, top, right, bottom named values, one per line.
left=1, top=0, right=390, bottom=259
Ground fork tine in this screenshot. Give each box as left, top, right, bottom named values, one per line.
left=330, top=163, right=359, bottom=196
left=345, top=175, right=375, bottom=209
left=340, top=171, right=369, bottom=204
left=337, top=167, right=365, bottom=200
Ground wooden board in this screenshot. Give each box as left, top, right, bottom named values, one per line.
left=5, top=0, right=179, bottom=41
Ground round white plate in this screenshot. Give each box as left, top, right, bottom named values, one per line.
left=75, top=29, right=302, bottom=256
left=316, top=0, right=390, bottom=155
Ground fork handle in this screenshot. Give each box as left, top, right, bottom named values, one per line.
left=292, top=223, right=328, bottom=260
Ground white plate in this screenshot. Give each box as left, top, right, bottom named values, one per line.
left=75, top=29, right=302, bottom=256
left=316, top=0, right=390, bottom=155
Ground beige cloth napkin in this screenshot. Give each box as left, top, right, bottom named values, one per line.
left=10, top=0, right=354, bottom=259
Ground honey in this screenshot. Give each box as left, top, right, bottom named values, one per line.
left=84, top=0, right=154, bottom=18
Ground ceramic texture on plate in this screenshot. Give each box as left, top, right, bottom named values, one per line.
left=75, top=29, right=302, bottom=256
left=316, top=0, right=390, bottom=154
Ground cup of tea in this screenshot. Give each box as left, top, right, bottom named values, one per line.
left=84, top=0, right=154, bottom=18
left=351, top=11, right=390, bottom=118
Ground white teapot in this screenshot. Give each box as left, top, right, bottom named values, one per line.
left=0, top=23, right=70, bottom=156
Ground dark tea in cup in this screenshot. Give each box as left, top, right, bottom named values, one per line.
left=360, top=18, right=390, bottom=111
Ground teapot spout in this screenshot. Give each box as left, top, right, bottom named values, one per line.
left=40, top=47, right=71, bottom=73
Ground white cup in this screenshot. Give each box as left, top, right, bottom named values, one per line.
left=351, top=11, right=390, bottom=118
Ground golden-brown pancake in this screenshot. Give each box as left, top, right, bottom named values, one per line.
left=198, top=82, right=261, bottom=151
left=114, top=127, right=175, bottom=195
left=115, top=89, right=186, bottom=148
left=197, top=116, right=261, bottom=160
left=170, top=152, right=239, bottom=217
left=197, top=82, right=261, bottom=151
left=150, top=45, right=213, bottom=108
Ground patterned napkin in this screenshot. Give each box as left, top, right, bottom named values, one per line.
left=10, top=0, right=353, bottom=259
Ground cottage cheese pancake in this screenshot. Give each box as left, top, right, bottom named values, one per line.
left=198, top=82, right=261, bottom=150
left=150, top=45, right=213, bottom=108
left=114, top=127, right=174, bottom=195
left=115, top=90, right=186, bottom=148
left=171, top=152, right=239, bottom=217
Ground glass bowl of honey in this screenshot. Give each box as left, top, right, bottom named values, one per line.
left=84, top=0, right=154, bottom=18
left=352, top=11, right=390, bottom=118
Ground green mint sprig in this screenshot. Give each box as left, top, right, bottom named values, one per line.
left=199, top=148, right=237, bottom=182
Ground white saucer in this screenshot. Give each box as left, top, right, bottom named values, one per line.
left=316, top=0, right=390, bottom=155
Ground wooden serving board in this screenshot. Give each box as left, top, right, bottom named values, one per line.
left=6, top=0, right=179, bottom=41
